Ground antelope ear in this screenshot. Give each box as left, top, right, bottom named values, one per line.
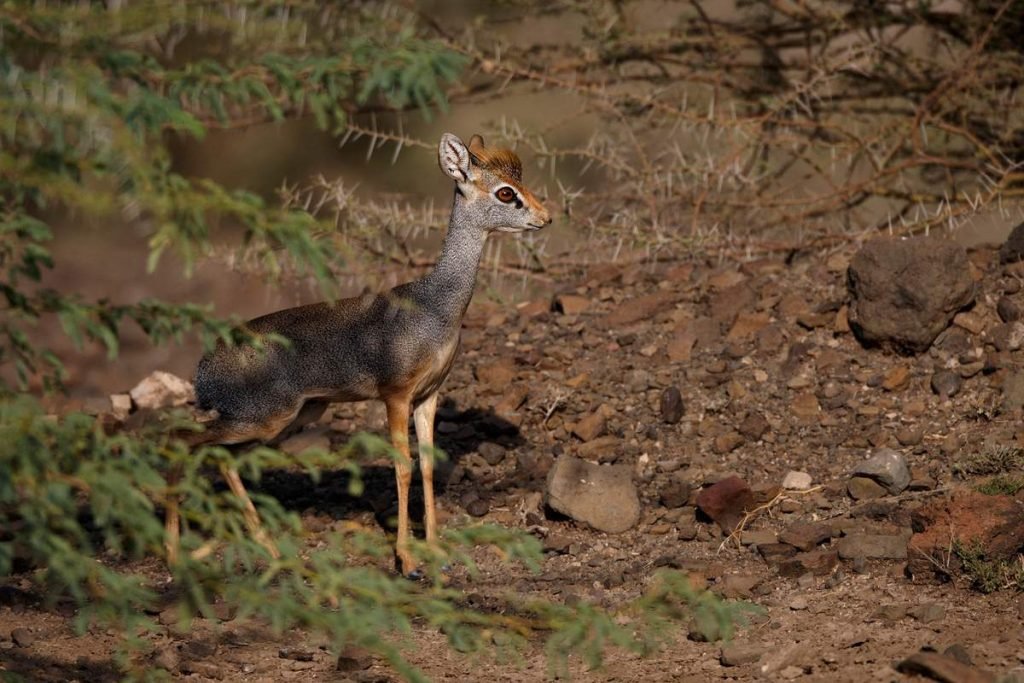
left=468, top=134, right=486, bottom=155
left=438, top=133, right=471, bottom=183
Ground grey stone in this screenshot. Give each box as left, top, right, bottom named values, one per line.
left=545, top=455, right=640, bottom=533
left=847, top=237, right=975, bottom=354
left=909, top=602, right=946, bottom=624
left=781, top=470, right=813, bottom=490
left=999, top=221, right=1024, bottom=264
left=852, top=448, right=910, bottom=494
left=478, top=442, right=507, bottom=466
left=660, top=386, right=684, bottom=424
left=129, top=371, right=195, bottom=410
left=931, top=370, right=963, bottom=398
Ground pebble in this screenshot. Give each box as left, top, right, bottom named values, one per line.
left=789, top=596, right=809, bottom=611
left=11, top=627, right=35, bottom=648
left=847, top=476, right=888, bottom=500
left=571, top=411, right=606, bottom=442
left=997, top=296, right=1021, bottom=322
left=851, top=448, right=910, bottom=494
left=478, top=442, right=507, bottom=466
left=781, top=470, right=813, bottom=490
left=720, top=642, right=766, bottom=667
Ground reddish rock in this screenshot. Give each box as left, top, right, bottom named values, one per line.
left=777, top=549, right=840, bottom=577
left=474, top=359, right=516, bottom=391
left=779, top=522, right=832, bottom=551
left=896, top=652, right=996, bottom=683
left=907, top=489, right=1024, bottom=583
left=696, top=476, right=754, bottom=533
left=600, top=291, right=675, bottom=328
left=553, top=294, right=590, bottom=316
left=571, top=411, right=606, bottom=442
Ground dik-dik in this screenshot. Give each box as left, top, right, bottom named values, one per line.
left=168, top=133, right=551, bottom=575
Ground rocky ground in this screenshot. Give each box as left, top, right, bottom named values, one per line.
left=3, top=235, right=1024, bottom=682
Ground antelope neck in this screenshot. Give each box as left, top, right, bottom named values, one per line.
left=419, top=191, right=488, bottom=324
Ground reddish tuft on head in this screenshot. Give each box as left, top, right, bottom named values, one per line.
left=467, top=134, right=522, bottom=182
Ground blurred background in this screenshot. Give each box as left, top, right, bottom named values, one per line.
left=4, top=0, right=1022, bottom=397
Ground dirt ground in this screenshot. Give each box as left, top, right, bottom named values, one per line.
left=3, top=239, right=1024, bottom=682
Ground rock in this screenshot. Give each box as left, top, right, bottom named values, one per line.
left=778, top=550, right=840, bottom=577
left=836, top=534, right=908, bottom=560
left=129, top=371, right=195, bottom=410
left=727, top=311, right=770, bottom=341
left=545, top=455, right=640, bottom=533
left=740, top=529, right=778, bottom=546
left=465, top=498, right=490, bottom=517
left=779, top=522, right=832, bottom=551
left=997, top=296, right=1021, bottom=323
left=999, top=221, right=1024, bottom=264
left=847, top=237, right=975, bottom=354
left=11, top=627, right=34, bottom=648
left=279, top=427, right=331, bottom=455
left=989, top=321, right=1024, bottom=352
left=896, top=651, right=997, bottom=683
left=696, top=476, right=754, bottom=533
left=953, top=310, right=987, bottom=335
left=851, top=448, right=910, bottom=494
left=571, top=411, right=606, bottom=442
left=909, top=603, right=946, bottom=624
left=151, top=644, right=180, bottom=672
left=721, top=642, right=766, bottom=667
left=848, top=476, right=888, bottom=500
left=577, top=436, right=620, bottom=463
left=895, top=426, right=924, bottom=446
left=474, top=359, right=516, bottom=390
left=542, top=534, right=573, bottom=554
left=659, top=476, right=693, bottom=509
left=907, top=489, right=1024, bottom=583
left=790, top=392, right=820, bottom=418
left=279, top=647, right=316, bottom=662
left=718, top=574, right=761, bottom=599
left=873, top=604, right=908, bottom=621
left=758, top=542, right=799, bottom=563
left=336, top=647, right=374, bottom=672
left=781, top=471, right=813, bottom=491
left=788, top=596, right=809, bottom=611
left=882, top=366, right=911, bottom=391
left=1001, top=371, right=1024, bottom=412
left=712, top=432, right=744, bottom=454
left=110, top=393, right=132, bottom=420
left=738, top=412, right=770, bottom=441
left=659, top=387, right=684, bottom=424
left=600, top=291, right=675, bottom=328
left=553, top=294, right=590, bottom=316
left=478, top=442, right=507, bottom=466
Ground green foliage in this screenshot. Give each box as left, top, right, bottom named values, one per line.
left=953, top=541, right=1024, bottom=594
left=0, top=0, right=465, bottom=389
left=0, top=398, right=750, bottom=679
left=953, top=445, right=1024, bottom=478
left=0, top=3, right=748, bottom=679
left=975, top=474, right=1024, bottom=496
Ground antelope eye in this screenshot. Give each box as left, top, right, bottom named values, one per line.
left=495, top=187, right=516, bottom=203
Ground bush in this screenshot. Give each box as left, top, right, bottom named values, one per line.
left=0, top=2, right=749, bottom=679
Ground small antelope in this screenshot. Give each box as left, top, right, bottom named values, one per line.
left=168, top=133, right=551, bottom=575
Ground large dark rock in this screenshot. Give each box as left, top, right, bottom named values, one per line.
left=847, top=237, right=975, bottom=354
left=545, top=455, right=640, bottom=533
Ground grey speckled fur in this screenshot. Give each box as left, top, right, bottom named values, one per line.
left=192, top=133, right=551, bottom=445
